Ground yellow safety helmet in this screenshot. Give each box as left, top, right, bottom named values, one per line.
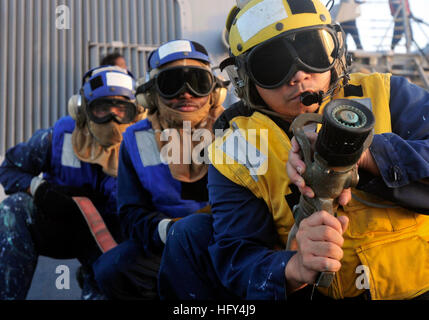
left=221, top=0, right=350, bottom=112
left=228, top=0, right=332, bottom=56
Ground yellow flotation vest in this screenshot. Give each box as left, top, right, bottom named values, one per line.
left=208, top=73, right=429, bottom=300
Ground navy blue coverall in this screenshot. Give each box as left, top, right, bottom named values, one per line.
left=158, top=76, right=429, bottom=300
left=93, top=119, right=208, bottom=300
left=0, top=117, right=119, bottom=300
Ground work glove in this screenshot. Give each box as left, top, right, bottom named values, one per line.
left=33, top=181, right=81, bottom=220
left=158, top=219, right=176, bottom=244
left=33, top=181, right=105, bottom=221
left=32, top=181, right=109, bottom=261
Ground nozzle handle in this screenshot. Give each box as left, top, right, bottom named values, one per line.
left=290, top=113, right=323, bottom=170
left=316, top=271, right=335, bottom=288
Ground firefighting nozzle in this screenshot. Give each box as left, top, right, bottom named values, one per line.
left=300, top=91, right=324, bottom=106
left=286, top=99, right=375, bottom=288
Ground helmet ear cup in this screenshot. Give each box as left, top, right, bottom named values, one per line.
left=68, top=92, right=88, bottom=128
left=211, top=75, right=230, bottom=106
left=223, top=57, right=246, bottom=99
left=211, top=86, right=228, bottom=106
left=136, top=90, right=157, bottom=111
left=136, top=77, right=158, bottom=112
left=68, top=94, right=82, bottom=120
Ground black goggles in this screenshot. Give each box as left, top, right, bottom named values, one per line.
left=86, top=98, right=137, bottom=124
left=245, top=27, right=339, bottom=89
left=146, top=66, right=216, bottom=99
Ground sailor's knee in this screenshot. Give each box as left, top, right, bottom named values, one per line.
left=167, top=214, right=213, bottom=249
left=0, top=193, right=35, bottom=230
left=93, top=240, right=142, bottom=286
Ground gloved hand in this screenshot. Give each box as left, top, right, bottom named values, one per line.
left=158, top=219, right=176, bottom=244
left=33, top=181, right=107, bottom=221
left=33, top=181, right=83, bottom=220
left=32, top=181, right=108, bottom=260
left=33, top=178, right=106, bottom=205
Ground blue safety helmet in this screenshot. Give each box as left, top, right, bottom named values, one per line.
left=82, top=66, right=136, bottom=104
left=147, top=39, right=211, bottom=71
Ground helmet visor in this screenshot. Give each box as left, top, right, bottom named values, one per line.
left=247, top=28, right=338, bottom=89
left=87, top=98, right=137, bottom=124
left=155, top=66, right=215, bottom=99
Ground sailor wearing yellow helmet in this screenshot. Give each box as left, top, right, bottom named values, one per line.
left=159, top=0, right=429, bottom=300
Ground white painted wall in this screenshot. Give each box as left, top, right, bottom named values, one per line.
left=182, top=0, right=238, bottom=106
left=182, top=0, right=235, bottom=66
